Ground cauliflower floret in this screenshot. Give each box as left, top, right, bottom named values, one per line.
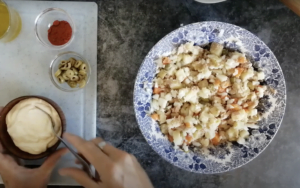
left=169, top=80, right=182, bottom=89
left=200, top=138, right=209, bottom=147
left=240, top=68, right=254, bottom=81
left=184, top=87, right=199, bottom=103
left=248, top=108, right=257, bottom=117
left=225, top=59, right=239, bottom=69
left=198, top=87, right=211, bottom=99
left=164, top=93, right=172, bottom=101
left=233, top=121, right=246, bottom=130
left=178, top=88, right=189, bottom=99
left=207, top=117, right=221, bottom=131
left=173, top=130, right=183, bottom=146
left=226, top=127, right=239, bottom=141
left=231, top=109, right=247, bottom=121
left=158, top=98, right=168, bottom=109
left=190, top=103, right=203, bottom=114
left=182, top=54, right=197, bottom=66
left=257, top=71, right=265, bottom=80
left=216, top=74, right=228, bottom=82
left=184, top=116, right=198, bottom=126
left=199, top=106, right=210, bottom=123
left=196, top=65, right=212, bottom=80
left=205, top=129, right=216, bottom=140
left=175, top=69, right=187, bottom=82
left=210, top=42, right=224, bottom=56
left=157, top=110, right=166, bottom=123
left=151, top=99, right=159, bottom=111
left=170, top=90, right=178, bottom=98
left=166, top=117, right=182, bottom=129
left=180, top=103, right=190, bottom=116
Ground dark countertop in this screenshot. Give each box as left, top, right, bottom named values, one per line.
left=97, top=0, right=300, bottom=188
left=3, top=0, right=300, bottom=187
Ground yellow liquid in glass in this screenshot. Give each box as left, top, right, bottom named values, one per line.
left=0, top=2, right=10, bottom=38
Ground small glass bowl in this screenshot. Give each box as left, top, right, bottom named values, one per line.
left=0, top=1, right=22, bottom=43
left=35, top=8, right=75, bottom=50
left=50, top=52, right=91, bottom=92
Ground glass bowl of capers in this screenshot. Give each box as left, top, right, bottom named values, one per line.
left=49, top=51, right=91, bottom=92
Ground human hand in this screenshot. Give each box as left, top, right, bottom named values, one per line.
left=0, top=106, right=68, bottom=188
left=59, top=133, right=154, bottom=188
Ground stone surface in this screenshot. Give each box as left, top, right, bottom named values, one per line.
left=4, top=0, right=300, bottom=187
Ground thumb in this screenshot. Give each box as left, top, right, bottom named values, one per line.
left=39, top=148, right=69, bottom=175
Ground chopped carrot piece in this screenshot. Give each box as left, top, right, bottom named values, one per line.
left=234, top=68, right=244, bottom=78
left=168, top=134, right=174, bottom=142
left=151, top=113, right=159, bottom=120
left=185, top=122, right=192, bottom=128
left=186, top=134, right=193, bottom=144
left=162, top=57, right=171, bottom=65
left=238, top=56, right=247, bottom=64
left=153, top=87, right=162, bottom=94
left=230, top=104, right=242, bottom=111
left=214, top=79, right=221, bottom=87
left=211, top=133, right=220, bottom=145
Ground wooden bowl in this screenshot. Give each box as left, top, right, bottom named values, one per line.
left=0, top=96, right=66, bottom=160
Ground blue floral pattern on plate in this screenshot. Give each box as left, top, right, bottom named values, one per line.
left=133, top=22, right=286, bottom=173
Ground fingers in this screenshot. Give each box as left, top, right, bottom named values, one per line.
left=40, top=148, right=68, bottom=175
left=63, top=133, right=112, bottom=171
left=0, top=106, right=3, bottom=112
left=59, top=168, right=100, bottom=188
left=90, top=138, right=123, bottom=160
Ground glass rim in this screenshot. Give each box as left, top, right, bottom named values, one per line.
left=49, top=51, right=91, bottom=92
left=0, top=1, right=13, bottom=40
left=34, top=8, right=75, bottom=50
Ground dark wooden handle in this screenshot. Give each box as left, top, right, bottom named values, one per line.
left=281, top=0, right=300, bottom=16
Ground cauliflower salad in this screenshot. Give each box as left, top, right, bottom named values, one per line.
left=150, top=42, right=266, bottom=151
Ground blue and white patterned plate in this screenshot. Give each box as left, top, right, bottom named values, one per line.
left=133, top=21, right=286, bottom=173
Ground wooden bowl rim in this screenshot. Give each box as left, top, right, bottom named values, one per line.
left=0, top=96, right=66, bottom=160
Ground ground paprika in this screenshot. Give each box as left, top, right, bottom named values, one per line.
left=48, top=20, right=72, bottom=46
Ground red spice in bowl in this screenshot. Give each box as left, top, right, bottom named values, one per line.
left=48, top=20, right=72, bottom=46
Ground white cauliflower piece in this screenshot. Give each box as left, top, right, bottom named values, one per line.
left=216, top=74, right=228, bottom=82
left=151, top=99, right=159, bottom=111
left=184, top=116, right=198, bottom=126
left=231, top=109, right=247, bottom=121
left=257, top=71, right=265, bottom=80
left=241, top=68, right=254, bottom=81
left=198, top=87, right=211, bottom=99
left=184, top=87, right=199, bottom=103
left=173, top=130, right=183, bottom=146
left=166, top=117, right=182, bottom=129
left=225, top=59, right=239, bottom=69
left=190, top=103, right=203, bottom=114
left=182, top=54, right=197, bottom=66
left=210, top=42, right=224, bottom=56
left=196, top=65, right=212, bottom=80
left=175, top=69, right=187, bottom=82
left=200, top=138, right=209, bottom=147
left=178, top=88, right=189, bottom=99
left=169, top=80, right=182, bottom=89
left=158, top=98, right=168, bottom=109
left=164, top=93, right=172, bottom=101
